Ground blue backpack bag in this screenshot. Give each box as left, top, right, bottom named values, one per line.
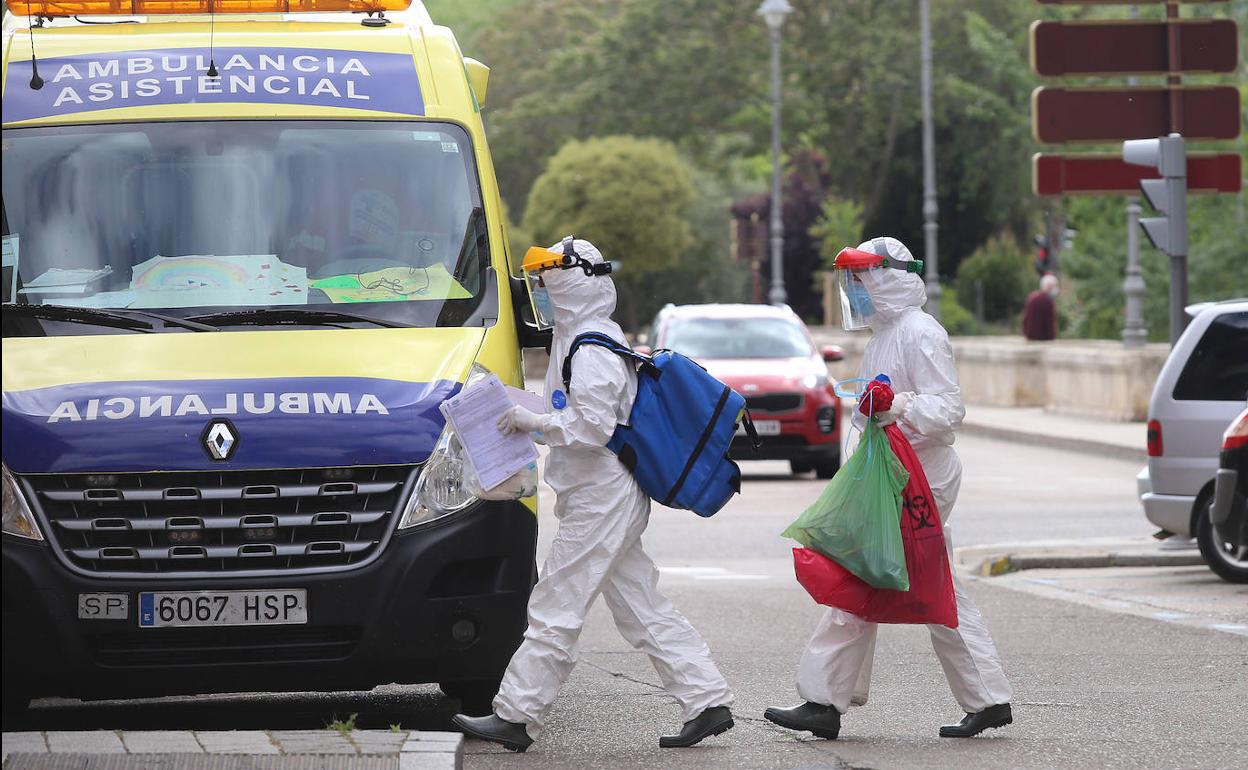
left=562, top=332, right=759, bottom=517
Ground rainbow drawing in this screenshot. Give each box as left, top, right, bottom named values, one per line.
left=131, top=255, right=255, bottom=292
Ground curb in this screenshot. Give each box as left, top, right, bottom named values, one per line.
left=960, top=420, right=1146, bottom=464
left=2, top=731, right=463, bottom=770
left=962, top=550, right=1205, bottom=577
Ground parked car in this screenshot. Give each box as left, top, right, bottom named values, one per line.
left=640, top=304, right=843, bottom=478
left=1207, top=409, right=1248, bottom=583
left=1137, top=299, right=1248, bottom=580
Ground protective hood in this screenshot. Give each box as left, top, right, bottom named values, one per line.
left=542, top=239, right=628, bottom=359
left=857, top=237, right=927, bottom=328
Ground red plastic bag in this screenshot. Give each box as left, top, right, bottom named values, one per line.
left=793, top=423, right=958, bottom=628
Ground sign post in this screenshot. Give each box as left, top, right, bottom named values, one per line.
left=1030, top=0, right=1240, bottom=345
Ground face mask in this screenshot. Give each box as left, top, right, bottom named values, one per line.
left=846, top=280, right=875, bottom=317
left=530, top=281, right=555, bottom=330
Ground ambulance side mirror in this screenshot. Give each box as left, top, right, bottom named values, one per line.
left=464, top=58, right=490, bottom=108
left=821, top=345, right=844, bottom=362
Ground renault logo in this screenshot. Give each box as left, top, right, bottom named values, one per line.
left=201, top=420, right=238, bottom=461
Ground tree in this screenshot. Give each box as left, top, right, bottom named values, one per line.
left=522, top=136, right=697, bottom=330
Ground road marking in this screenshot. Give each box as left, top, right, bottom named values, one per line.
left=992, top=572, right=1247, bottom=637
left=660, top=566, right=771, bottom=582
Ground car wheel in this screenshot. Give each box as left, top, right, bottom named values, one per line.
left=815, top=453, right=840, bottom=480
left=440, top=679, right=502, bottom=716
left=1196, top=499, right=1248, bottom=584
left=790, top=460, right=814, bottom=475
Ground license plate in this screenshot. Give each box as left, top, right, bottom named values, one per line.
left=139, top=590, right=307, bottom=628
left=739, top=420, right=782, bottom=437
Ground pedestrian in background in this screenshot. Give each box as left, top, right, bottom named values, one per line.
left=1022, top=273, right=1059, bottom=341
left=452, top=238, right=735, bottom=753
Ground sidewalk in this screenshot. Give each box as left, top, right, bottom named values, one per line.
left=954, top=536, right=1204, bottom=576
left=961, top=403, right=1146, bottom=463
left=2, top=729, right=462, bottom=769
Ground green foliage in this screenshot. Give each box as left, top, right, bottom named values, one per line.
left=812, top=197, right=865, bottom=267
left=939, top=290, right=979, bottom=337
left=327, top=713, right=357, bottom=735
left=1060, top=193, right=1248, bottom=342
left=954, top=235, right=1033, bottom=323
left=522, top=136, right=697, bottom=329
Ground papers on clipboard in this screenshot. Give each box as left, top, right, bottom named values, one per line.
left=440, top=374, right=540, bottom=491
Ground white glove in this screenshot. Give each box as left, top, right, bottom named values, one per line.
left=876, top=391, right=914, bottom=427
left=497, top=405, right=545, bottom=434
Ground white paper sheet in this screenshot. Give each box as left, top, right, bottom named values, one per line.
left=440, top=375, right=539, bottom=491
left=505, top=385, right=547, bottom=414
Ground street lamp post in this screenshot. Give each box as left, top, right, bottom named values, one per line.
left=919, top=0, right=941, bottom=319
left=758, top=0, right=792, bottom=306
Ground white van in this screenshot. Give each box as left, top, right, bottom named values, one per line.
left=1138, top=300, right=1248, bottom=563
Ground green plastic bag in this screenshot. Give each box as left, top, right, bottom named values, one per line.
left=782, top=420, right=910, bottom=590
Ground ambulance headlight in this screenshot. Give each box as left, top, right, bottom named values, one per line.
left=398, top=364, right=491, bottom=529
left=2, top=464, right=44, bottom=541
left=801, top=372, right=829, bottom=389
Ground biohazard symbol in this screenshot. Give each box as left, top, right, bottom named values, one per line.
left=903, top=494, right=938, bottom=530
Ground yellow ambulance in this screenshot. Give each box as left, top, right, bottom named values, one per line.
left=1, top=0, right=545, bottom=714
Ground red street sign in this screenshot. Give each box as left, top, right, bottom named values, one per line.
left=1033, top=153, right=1242, bottom=196
left=1031, top=19, right=1238, bottom=77
left=1032, top=86, right=1241, bottom=143
left=1034, top=1, right=1227, bottom=4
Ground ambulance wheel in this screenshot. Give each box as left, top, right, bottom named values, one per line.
left=440, top=679, right=501, bottom=716
left=2, top=688, right=30, bottom=717
left=790, top=460, right=814, bottom=475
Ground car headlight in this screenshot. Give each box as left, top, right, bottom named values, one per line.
left=2, top=464, right=44, bottom=541
left=398, top=364, right=491, bottom=529
left=801, top=373, right=829, bottom=389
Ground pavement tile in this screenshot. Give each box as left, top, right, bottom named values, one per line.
left=193, top=731, right=279, bottom=754
left=270, top=729, right=357, bottom=754
left=2, top=731, right=48, bottom=761
left=46, top=730, right=126, bottom=754
left=407, top=732, right=461, bottom=744
left=350, top=731, right=409, bottom=754
left=400, top=753, right=460, bottom=770
left=119, top=730, right=205, bottom=754
left=400, top=741, right=458, bottom=753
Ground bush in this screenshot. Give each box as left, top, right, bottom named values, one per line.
left=522, top=136, right=696, bottom=329
left=954, top=234, right=1033, bottom=323
left=939, top=290, right=978, bottom=337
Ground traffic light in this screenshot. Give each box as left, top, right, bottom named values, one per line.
left=1032, top=234, right=1050, bottom=276
left=1122, top=133, right=1187, bottom=258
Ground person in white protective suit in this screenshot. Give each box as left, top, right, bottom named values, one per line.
left=764, top=236, right=1014, bottom=740
left=451, top=238, right=735, bottom=752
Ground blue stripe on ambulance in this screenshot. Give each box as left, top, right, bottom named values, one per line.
left=1, top=376, right=458, bottom=473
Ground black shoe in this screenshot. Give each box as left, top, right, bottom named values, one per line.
left=939, top=703, right=1013, bottom=737
left=763, top=701, right=841, bottom=740
left=659, top=705, right=735, bottom=748
left=451, top=713, right=533, bottom=752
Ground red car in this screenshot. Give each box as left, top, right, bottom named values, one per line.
left=640, top=304, right=843, bottom=478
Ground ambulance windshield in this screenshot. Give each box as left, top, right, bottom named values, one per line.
left=1, top=120, right=492, bottom=332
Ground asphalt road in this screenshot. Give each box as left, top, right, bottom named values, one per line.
left=7, top=433, right=1245, bottom=770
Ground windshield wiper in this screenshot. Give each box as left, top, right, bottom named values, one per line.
left=186, top=308, right=413, bottom=329
left=2, top=303, right=221, bottom=332
left=3, top=303, right=154, bottom=332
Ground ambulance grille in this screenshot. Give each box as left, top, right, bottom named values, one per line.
left=25, top=466, right=416, bottom=577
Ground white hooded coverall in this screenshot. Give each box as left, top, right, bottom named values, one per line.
left=796, top=237, right=1012, bottom=715
left=492, top=240, right=734, bottom=740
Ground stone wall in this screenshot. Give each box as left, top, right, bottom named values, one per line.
left=810, top=328, right=1167, bottom=422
